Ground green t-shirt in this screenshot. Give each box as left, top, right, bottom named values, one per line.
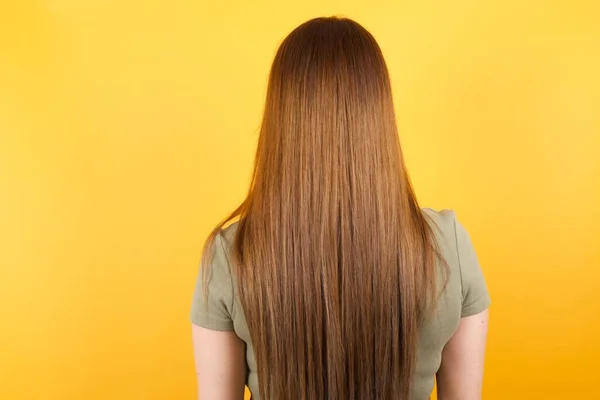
left=191, top=209, right=491, bottom=399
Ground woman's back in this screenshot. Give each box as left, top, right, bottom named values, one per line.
left=191, top=208, right=489, bottom=399
left=191, top=17, right=490, bottom=400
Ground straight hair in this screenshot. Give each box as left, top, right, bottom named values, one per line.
left=204, top=17, right=443, bottom=400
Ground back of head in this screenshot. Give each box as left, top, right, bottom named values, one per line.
left=206, top=17, right=440, bottom=399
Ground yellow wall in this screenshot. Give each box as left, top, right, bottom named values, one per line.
left=1, top=0, right=598, bottom=399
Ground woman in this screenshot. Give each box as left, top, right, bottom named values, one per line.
left=191, top=17, right=490, bottom=400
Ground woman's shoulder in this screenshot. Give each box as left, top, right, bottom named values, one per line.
left=422, top=207, right=491, bottom=316
left=421, top=207, right=463, bottom=267
left=201, top=221, right=241, bottom=291
left=218, top=221, right=240, bottom=245
left=422, top=208, right=458, bottom=239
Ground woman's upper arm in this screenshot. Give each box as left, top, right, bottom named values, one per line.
left=438, top=214, right=491, bottom=400
left=437, top=309, right=489, bottom=400
left=190, top=231, right=246, bottom=399
left=192, top=324, right=246, bottom=399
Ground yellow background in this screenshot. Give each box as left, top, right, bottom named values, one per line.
left=1, top=0, right=599, bottom=399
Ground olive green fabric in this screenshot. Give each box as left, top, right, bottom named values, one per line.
left=190, top=209, right=490, bottom=399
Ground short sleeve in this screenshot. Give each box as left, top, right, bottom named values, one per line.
left=454, top=216, right=491, bottom=317
left=190, top=232, right=235, bottom=331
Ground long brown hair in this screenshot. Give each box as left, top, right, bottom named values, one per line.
left=204, top=17, right=442, bottom=399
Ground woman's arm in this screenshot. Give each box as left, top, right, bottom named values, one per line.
left=437, top=309, right=489, bottom=400
left=192, top=324, right=247, bottom=400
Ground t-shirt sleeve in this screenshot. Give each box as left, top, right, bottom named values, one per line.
left=454, top=216, right=491, bottom=317
left=190, top=232, right=235, bottom=331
